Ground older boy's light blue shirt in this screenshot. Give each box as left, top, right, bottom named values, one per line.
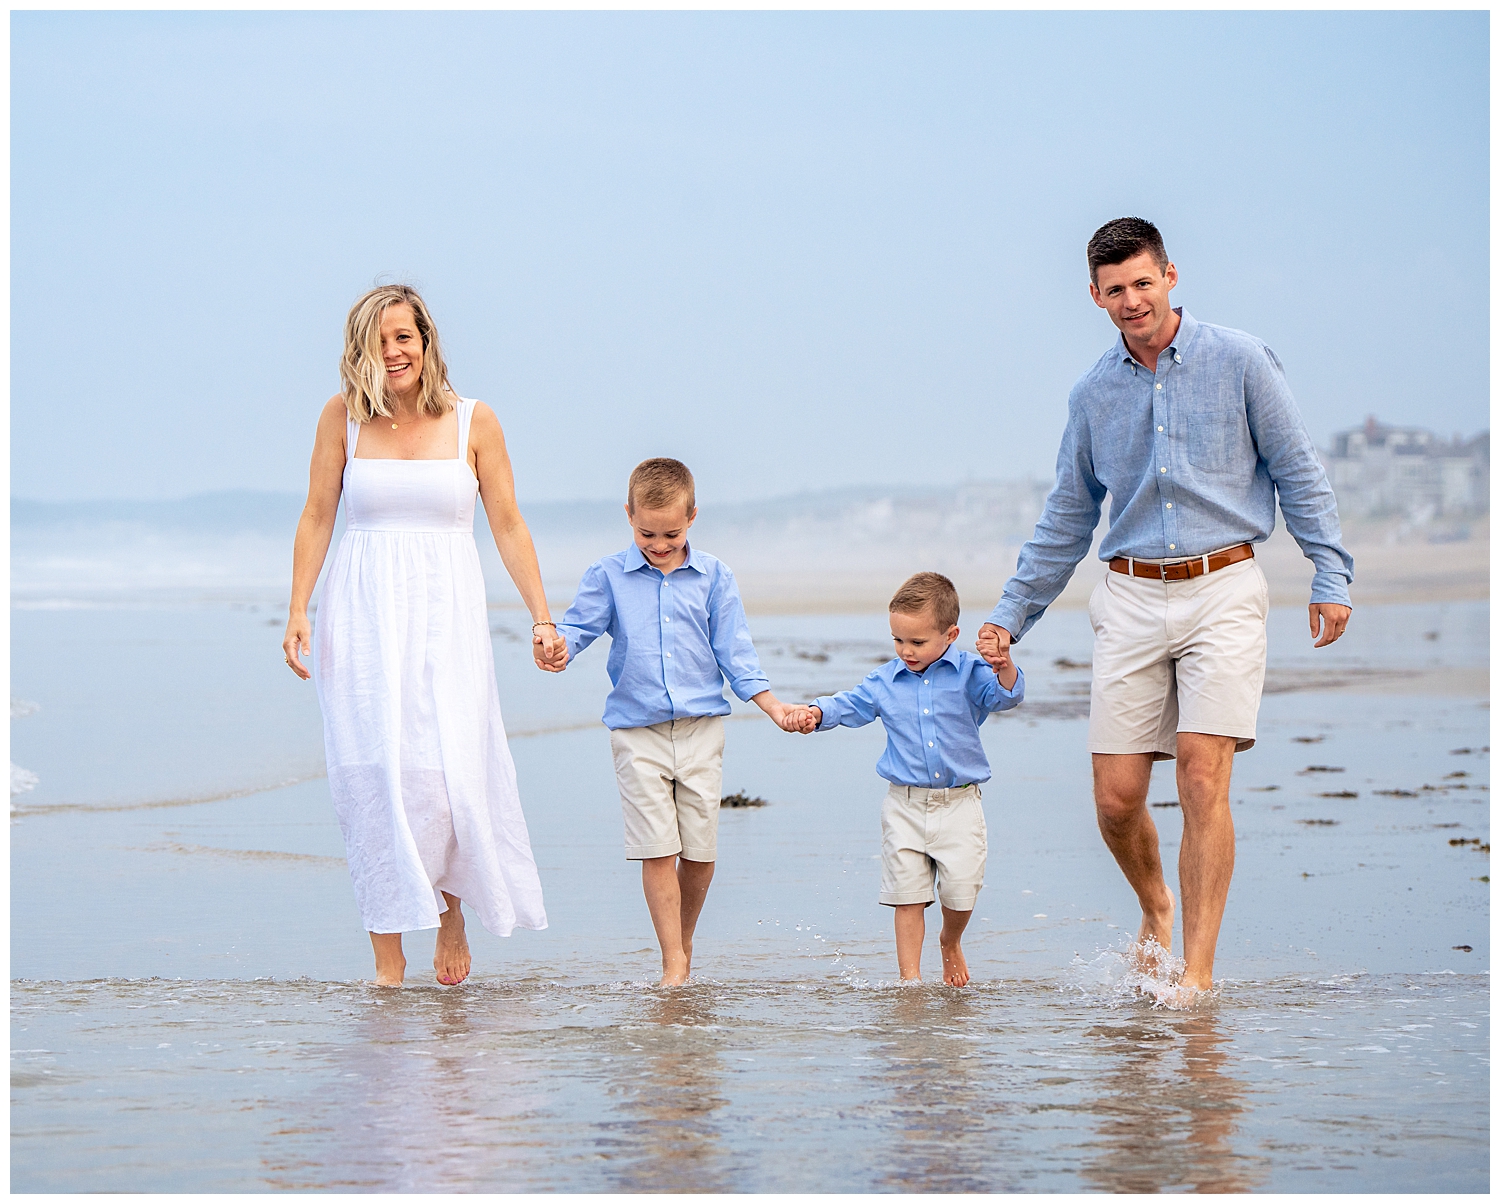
left=812, top=647, right=1024, bottom=787
left=559, top=543, right=771, bottom=731
left=989, top=309, right=1354, bottom=641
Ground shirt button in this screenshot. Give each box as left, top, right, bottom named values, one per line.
left=1155, top=383, right=1163, bottom=391
left=1169, top=544, right=1176, bottom=550
left=665, top=652, right=672, bottom=658
left=1157, top=425, right=1164, bottom=432
left=1175, top=353, right=1182, bottom=363
left=923, top=679, right=929, bottom=685
left=1160, top=467, right=1167, bottom=473
left=934, top=772, right=941, bottom=779
left=923, top=709, right=929, bottom=715
left=928, top=741, right=934, bottom=748
left=663, top=616, right=670, bottom=622
left=1166, top=502, right=1173, bottom=509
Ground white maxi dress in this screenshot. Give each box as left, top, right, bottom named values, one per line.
left=312, top=398, right=547, bottom=936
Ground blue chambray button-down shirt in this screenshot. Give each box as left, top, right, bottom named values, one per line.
left=559, top=543, right=772, bottom=731
left=989, top=309, right=1354, bottom=641
left=811, top=646, right=1024, bottom=787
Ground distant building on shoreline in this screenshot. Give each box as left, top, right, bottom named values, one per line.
left=1323, top=417, right=1489, bottom=522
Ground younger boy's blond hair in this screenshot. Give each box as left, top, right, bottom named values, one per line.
left=889, top=571, right=960, bottom=630
left=628, top=458, right=696, bottom=514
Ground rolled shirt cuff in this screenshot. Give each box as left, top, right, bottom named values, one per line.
left=984, top=598, right=1030, bottom=643
left=1309, top=570, right=1353, bottom=608
left=728, top=674, right=773, bottom=704
left=811, top=697, right=839, bottom=731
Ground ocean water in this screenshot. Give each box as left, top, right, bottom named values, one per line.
left=10, top=598, right=1490, bottom=1191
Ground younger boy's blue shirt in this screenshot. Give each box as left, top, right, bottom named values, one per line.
left=559, top=543, right=771, bottom=730
left=812, top=647, right=1024, bottom=787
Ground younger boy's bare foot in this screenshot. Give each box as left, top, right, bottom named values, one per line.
left=939, top=937, right=970, bottom=987
left=1132, top=886, right=1176, bottom=973
left=434, top=905, right=471, bottom=986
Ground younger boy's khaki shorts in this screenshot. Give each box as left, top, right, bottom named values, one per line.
left=609, top=715, right=725, bottom=861
left=1087, top=555, right=1270, bottom=759
left=880, top=783, right=987, bottom=910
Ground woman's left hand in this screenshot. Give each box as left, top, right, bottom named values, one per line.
left=532, top=627, right=569, bottom=673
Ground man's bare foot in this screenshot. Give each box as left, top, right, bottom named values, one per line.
left=659, top=951, right=689, bottom=987
left=1153, top=979, right=1211, bottom=1010
left=434, top=906, right=471, bottom=986
left=1133, top=886, right=1176, bottom=973
left=939, top=937, right=970, bottom=987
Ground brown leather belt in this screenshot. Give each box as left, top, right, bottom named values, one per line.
left=1109, top=543, right=1254, bottom=581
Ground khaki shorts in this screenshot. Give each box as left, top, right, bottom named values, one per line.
left=609, top=715, right=725, bottom=861
left=879, top=783, right=987, bottom=910
left=1087, top=555, right=1270, bottom=759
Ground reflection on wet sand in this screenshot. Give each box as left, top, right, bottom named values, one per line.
left=1080, top=1009, right=1267, bottom=1193
left=263, top=986, right=546, bottom=1192
left=595, top=988, right=730, bottom=1192
left=868, top=989, right=1009, bottom=1192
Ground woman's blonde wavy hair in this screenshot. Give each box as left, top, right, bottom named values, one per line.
left=339, top=284, right=456, bottom=423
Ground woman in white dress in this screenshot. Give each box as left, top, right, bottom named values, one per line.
left=282, top=285, right=568, bottom=987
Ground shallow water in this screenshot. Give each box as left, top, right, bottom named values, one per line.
left=10, top=599, right=1491, bottom=1190
left=11, top=971, right=1487, bottom=1193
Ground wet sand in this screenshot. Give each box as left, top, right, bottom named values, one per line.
left=10, top=599, right=1490, bottom=1191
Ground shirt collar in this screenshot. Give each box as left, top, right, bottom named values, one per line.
left=1117, top=306, right=1196, bottom=370
left=623, top=541, right=707, bottom=575
left=889, top=642, right=962, bottom=679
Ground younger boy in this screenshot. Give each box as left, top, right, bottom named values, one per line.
left=783, top=572, right=1022, bottom=986
left=556, top=458, right=790, bottom=986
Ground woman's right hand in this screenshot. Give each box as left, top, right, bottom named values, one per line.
left=283, top=614, right=312, bottom=680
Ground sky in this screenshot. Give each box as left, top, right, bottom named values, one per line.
left=11, top=11, right=1489, bottom=505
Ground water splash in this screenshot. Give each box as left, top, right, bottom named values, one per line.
left=1064, top=937, right=1208, bottom=1009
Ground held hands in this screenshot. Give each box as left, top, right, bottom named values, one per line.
left=1309, top=603, right=1351, bottom=648
left=779, top=704, right=821, bottom=734
left=975, top=622, right=1013, bottom=673
left=532, top=623, right=570, bottom=673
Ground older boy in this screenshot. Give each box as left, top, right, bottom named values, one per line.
left=556, top=458, right=791, bottom=986
left=783, top=572, right=1023, bottom=986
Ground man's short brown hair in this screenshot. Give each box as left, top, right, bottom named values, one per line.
left=889, top=571, right=960, bottom=630
left=1087, top=216, right=1169, bottom=286
left=627, top=458, right=696, bottom=514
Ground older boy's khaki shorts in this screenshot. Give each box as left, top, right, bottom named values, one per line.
left=1087, top=556, right=1270, bottom=759
left=609, top=715, right=725, bottom=861
left=880, top=783, right=987, bottom=910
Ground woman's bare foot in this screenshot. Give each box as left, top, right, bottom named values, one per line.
left=434, top=901, right=471, bottom=986
left=939, top=937, right=970, bottom=987
left=370, top=932, right=406, bottom=987
left=1133, top=886, right=1176, bottom=973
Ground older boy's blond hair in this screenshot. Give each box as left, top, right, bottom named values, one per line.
left=628, top=458, right=696, bottom=514
left=889, top=571, right=960, bottom=630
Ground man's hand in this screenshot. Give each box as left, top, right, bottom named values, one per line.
left=533, top=626, right=569, bottom=672
left=976, top=622, right=1014, bottom=671
left=1309, top=603, right=1351, bottom=649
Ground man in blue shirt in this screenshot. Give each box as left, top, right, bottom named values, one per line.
left=785, top=572, right=1024, bottom=987
left=976, top=218, right=1353, bottom=1003
left=558, top=457, right=791, bottom=987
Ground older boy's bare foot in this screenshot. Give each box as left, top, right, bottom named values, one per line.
left=434, top=908, right=471, bottom=986
left=939, top=937, right=971, bottom=987
left=659, top=952, right=689, bottom=987
left=1133, top=886, right=1176, bottom=973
